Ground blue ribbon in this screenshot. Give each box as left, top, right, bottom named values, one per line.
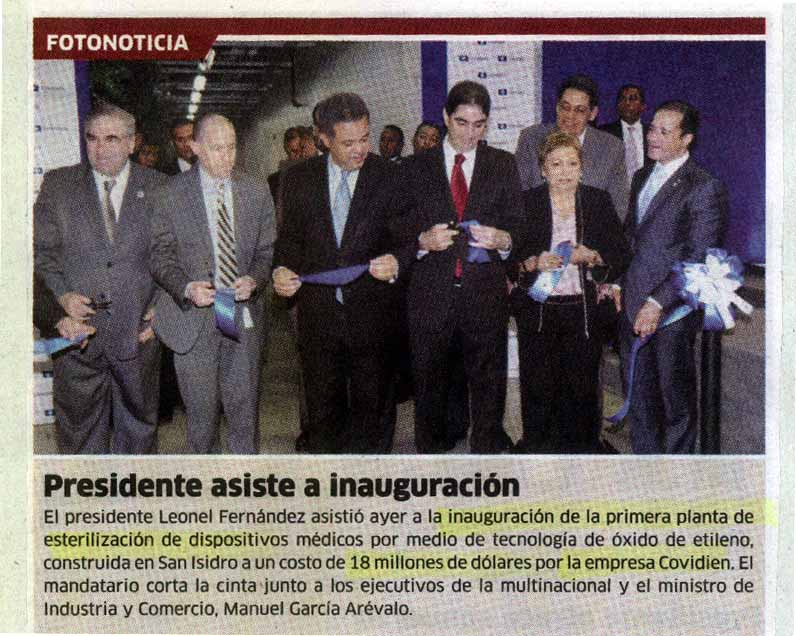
left=458, top=220, right=491, bottom=264
left=299, top=264, right=369, bottom=286
left=606, top=249, right=753, bottom=424
left=528, top=240, right=574, bottom=302
left=605, top=304, right=694, bottom=423
left=214, top=288, right=239, bottom=340
left=34, top=334, right=88, bottom=356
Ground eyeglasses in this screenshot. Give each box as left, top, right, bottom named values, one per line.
left=557, top=102, right=591, bottom=117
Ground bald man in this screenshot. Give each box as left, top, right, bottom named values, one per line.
left=150, top=113, right=276, bottom=454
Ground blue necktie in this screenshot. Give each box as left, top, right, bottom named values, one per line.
left=332, top=170, right=352, bottom=303
left=332, top=170, right=351, bottom=246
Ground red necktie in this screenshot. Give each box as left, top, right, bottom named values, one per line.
left=451, top=153, right=468, bottom=278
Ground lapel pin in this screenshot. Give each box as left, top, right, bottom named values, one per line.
left=136, top=190, right=145, bottom=199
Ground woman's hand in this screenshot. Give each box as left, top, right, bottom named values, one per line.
left=537, top=251, right=563, bottom=272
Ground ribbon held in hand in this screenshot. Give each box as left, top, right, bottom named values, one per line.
left=528, top=240, right=574, bottom=302
left=299, top=264, right=369, bottom=286
left=606, top=248, right=754, bottom=423
left=458, top=220, right=491, bottom=264
left=214, top=287, right=239, bottom=340
left=34, top=334, right=89, bottom=356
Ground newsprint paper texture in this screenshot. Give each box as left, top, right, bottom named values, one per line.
left=0, top=0, right=794, bottom=634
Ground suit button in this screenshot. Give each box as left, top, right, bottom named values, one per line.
left=107, top=261, right=113, bottom=268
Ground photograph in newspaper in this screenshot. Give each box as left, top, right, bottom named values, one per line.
left=17, top=11, right=786, bottom=636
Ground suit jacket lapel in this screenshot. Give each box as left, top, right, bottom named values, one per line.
left=340, top=155, right=375, bottom=252
left=463, top=145, right=488, bottom=221
left=637, top=160, right=692, bottom=231
left=186, top=167, right=216, bottom=268
left=626, top=163, right=654, bottom=235
left=79, top=165, right=112, bottom=249
left=581, top=127, right=605, bottom=184
left=429, top=147, right=456, bottom=224
left=115, top=163, right=143, bottom=247
left=314, top=158, right=341, bottom=254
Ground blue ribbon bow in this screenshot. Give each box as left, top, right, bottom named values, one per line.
left=606, top=248, right=754, bottom=423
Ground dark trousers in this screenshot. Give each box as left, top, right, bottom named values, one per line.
left=620, top=311, right=699, bottom=454
left=514, top=297, right=602, bottom=454
left=53, top=338, right=160, bottom=454
left=412, top=287, right=509, bottom=454
left=299, top=304, right=394, bottom=454
left=158, top=347, right=183, bottom=420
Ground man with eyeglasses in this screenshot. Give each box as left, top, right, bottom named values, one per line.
left=34, top=102, right=165, bottom=454
left=515, top=74, right=628, bottom=219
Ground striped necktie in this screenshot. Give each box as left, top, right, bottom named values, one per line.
left=215, top=181, right=238, bottom=288
left=102, top=179, right=117, bottom=243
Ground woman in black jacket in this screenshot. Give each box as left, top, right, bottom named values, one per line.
left=511, top=131, right=631, bottom=453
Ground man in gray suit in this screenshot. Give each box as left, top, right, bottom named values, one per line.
left=150, top=114, right=275, bottom=454
left=514, top=74, right=629, bottom=218
left=34, top=103, right=164, bottom=454
left=619, top=101, right=726, bottom=453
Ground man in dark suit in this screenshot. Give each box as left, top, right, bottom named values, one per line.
left=379, top=125, right=404, bottom=164
left=515, top=74, right=629, bottom=219
left=162, top=118, right=196, bottom=176
left=620, top=100, right=727, bottom=454
left=599, top=84, right=651, bottom=186
left=34, top=103, right=164, bottom=454
left=399, top=81, right=524, bottom=454
left=150, top=114, right=275, bottom=454
left=273, top=93, right=407, bottom=454
left=267, top=126, right=304, bottom=207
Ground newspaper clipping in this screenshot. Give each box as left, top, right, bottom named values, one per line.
left=2, top=3, right=790, bottom=635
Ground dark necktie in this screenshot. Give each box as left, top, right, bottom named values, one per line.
left=215, top=181, right=238, bottom=288
left=450, top=154, right=468, bottom=278
left=102, top=179, right=117, bottom=244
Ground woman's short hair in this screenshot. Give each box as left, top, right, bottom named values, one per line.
left=538, top=131, right=583, bottom=168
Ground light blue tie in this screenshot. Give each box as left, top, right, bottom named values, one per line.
left=637, top=166, right=664, bottom=224
left=332, top=170, right=352, bottom=303
left=332, top=170, right=351, bottom=246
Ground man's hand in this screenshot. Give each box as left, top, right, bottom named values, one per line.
left=521, top=255, right=538, bottom=272
left=419, top=223, right=458, bottom=252
left=273, top=267, right=301, bottom=298
left=233, top=275, right=257, bottom=301
left=468, top=224, right=511, bottom=251
left=597, top=284, right=622, bottom=313
left=570, top=244, right=603, bottom=267
left=634, top=300, right=662, bottom=338
left=58, top=292, right=94, bottom=320
left=138, top=308, right=155, bottom=343
left=369, top=254, right=399, bottom=283
left=55, top=317, right=95, bottom=349
left=186, top=281, right=216, bottom=307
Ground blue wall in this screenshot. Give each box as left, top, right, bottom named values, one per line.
left=541, top=41, right=766, bottom=263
